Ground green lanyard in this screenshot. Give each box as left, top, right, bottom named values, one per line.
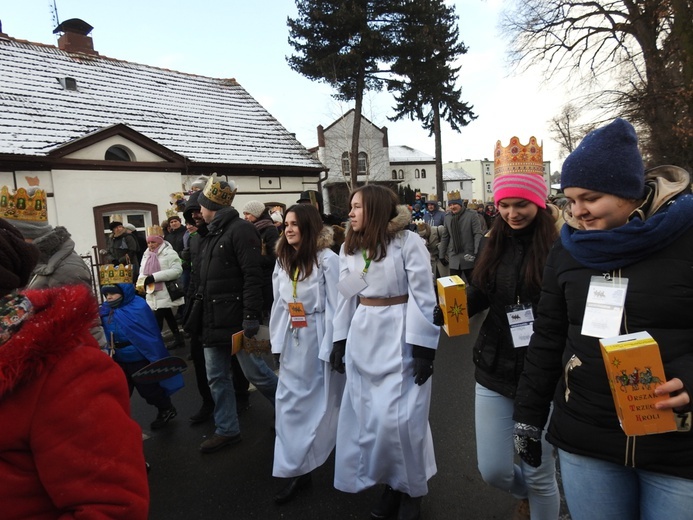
left=362, top=250, right=371, bottom=275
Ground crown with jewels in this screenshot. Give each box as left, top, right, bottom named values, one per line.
left=0, top=186, right=48, bottom=221
left=147, top=225, right=164, bottom=237
left=202, top=174, right=237, bottom=206
left=99, top=264, right=134, bottom=286
left=447, top=190, right=461, bottom=201
left=494, top=136, right=544, bottom=176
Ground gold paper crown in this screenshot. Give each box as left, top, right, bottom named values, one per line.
left=0, top=186, right=48, bottom=222
left=494, top=137, right=544, bottom=176
left=202, top=174, right=236, bottom=206
left=447, top=190, right=461, bottom=201
left=427, top=194, right=438, bottom=203
left=165, top=207, right=179, bottom=218
left=147, top=225, right=164, bottom=237
left=99, top=264, right=134, bottom=285
left=109, top=214, right=124, bottom=224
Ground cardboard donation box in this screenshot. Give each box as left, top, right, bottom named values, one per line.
left=600, top=331, right=677, bottom=436
left=436, top=275, right=469, bottom=337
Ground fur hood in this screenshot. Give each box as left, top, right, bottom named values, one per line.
left=388, top=205, right=412, bottom=236
left=317, top=225, right=335, bottom=251
left=0, top=285, right=99, bottom=399
left=32, top=226, right=74, bottom=263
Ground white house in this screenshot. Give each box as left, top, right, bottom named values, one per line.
left=0, top=18, right=325, bottom=256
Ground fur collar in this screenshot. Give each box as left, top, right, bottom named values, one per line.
left=0, top=285, right=99, bottom=398
left=32, top=226, right=73, bottom=262
left=387, top=205, right=411, bottom=236
left=317, top=225, right=335, bottom=251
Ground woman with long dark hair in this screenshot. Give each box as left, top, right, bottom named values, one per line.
left=464, top=137, right=560, bottom=520
left=331, top=185, right=440, bottom=520
left=270, top=204, right=343, bottom=504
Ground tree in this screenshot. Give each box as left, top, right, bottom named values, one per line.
left=502, top=0, right=693, bottom=171
left=287, top=0, right=396, bottom=187
left=549, top=104, right=594, bottom=158
left=387, top=0, right=476, bottom=203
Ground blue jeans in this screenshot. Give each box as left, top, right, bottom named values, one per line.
left=558, top=449, right=693, bottom=520
left=475, top=383, right=559, bottom=520
left=204, top=347, right=278, bottom=437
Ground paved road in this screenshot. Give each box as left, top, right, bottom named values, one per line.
left=134, top=316, right=566, bottom=519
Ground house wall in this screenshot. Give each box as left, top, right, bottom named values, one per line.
left=389, top=162, right=437, bottom=199
left=63, top=136, right=167, bottom=162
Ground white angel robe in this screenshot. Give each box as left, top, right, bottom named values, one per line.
left=270, top=248, right=345, bottom=477
left=333, top=231, right=440, bottom=497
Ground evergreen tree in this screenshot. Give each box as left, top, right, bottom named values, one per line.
left=387, top=0, right=476, bottom=203
left=287, top=0, right=396, bottom=187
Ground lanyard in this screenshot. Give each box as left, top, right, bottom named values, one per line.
left=292, top=267, right=300, bottom=300
left=362, top=250, right=372, bottom=275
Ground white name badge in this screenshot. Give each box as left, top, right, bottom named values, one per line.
left=337, top=270, right=368, bottom=299
left=581, top=276, right=629, bottom=338
left=506, top=303, right=534, bottom=348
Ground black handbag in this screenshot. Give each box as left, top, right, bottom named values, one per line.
left=165, top=279, right=185, bottom=300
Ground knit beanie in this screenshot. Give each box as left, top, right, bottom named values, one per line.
left=493, top=136, right=548, bottom=209
left=0, top=218, right=40, bottom=296
left=242, top=200, right=266, bottom=219
left=561, top=118, right=645, bottom=199
left=9, top=219, right=53, bottom=240
left=100, top=284, right=124, bottom=296
left=146, top=234, right=164, bottom=244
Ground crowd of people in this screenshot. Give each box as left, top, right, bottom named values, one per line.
left=1, top=118, right=691, bottom=520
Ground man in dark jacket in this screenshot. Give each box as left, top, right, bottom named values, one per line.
left=191, top=176, right=278, bottom=454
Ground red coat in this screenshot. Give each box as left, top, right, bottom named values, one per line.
left=0, top=285, right=149, bottom=519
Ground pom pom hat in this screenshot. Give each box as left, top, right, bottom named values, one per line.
left=561, top=118, right=645, bottom=200
left=492, top=136, right=548, bottom=208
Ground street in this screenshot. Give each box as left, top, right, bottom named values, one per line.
left=133, top=315, right=567, bottom=519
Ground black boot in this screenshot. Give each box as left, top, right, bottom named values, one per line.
left=274, top=473, right=312, bottom=504
left=189, top=401, right=214, bottom=425
left=171, top=332, right=186, bottom=350
left=371, top=485, right=401, bottom=519
left=397, top=494, right=421, bottom=520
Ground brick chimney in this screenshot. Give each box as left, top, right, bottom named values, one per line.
left=53, top=18, right=98, bottom=56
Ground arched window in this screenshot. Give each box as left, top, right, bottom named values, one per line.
left=392, top=169, right=398, bottom=180
left=421, top=168, right=427, bottom=179
left=398, top=169, right=404, bottom=180
left=341, top=152, right=350, bottom=176
left=105, top=145, right=133, bottom=161
left=357, top=152, right=369, bottom=175
left=415, top=169, right=420, bottom=179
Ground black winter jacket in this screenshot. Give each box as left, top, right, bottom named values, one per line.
left=514, top=226, right=693, bottom=480
left=196, top=207, right=263, bottom=348
left=468, top=225, right=541, bottom=398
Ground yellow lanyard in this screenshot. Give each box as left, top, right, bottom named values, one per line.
left=362, top=249, right=372, bottom=275
left=292, top=267, right=300, bottom=300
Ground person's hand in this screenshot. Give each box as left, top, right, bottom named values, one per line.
left=330, top=340, right=346, bottom=374
left=433, top=305, right=445, bottom=326
left=412, top=345, right=435, bottom=385
left=513, top=422, right=542, bottom=468
left=440, top=257, right=449, bottom=266
left=654, top=378, right=691, bottom=411
left=143, top=275, right=155, bottom=286
left=242, top=319, right=260, bottom=338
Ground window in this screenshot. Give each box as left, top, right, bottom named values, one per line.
left=415, top=169, right=420, bottom=179
left=421, top=169, right=426, bottom=179
left=341, top=152, right=350, bottom=176
left=358, top=152, right=369, bottom=175
left=105, top=145, right=133, bottom=161
left=392, top=169, right=398, bottom=180
left=486, top=181, right=492, bottom=192
left=398, top=169, right=404, bottom=180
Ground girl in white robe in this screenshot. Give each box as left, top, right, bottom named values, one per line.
left=270, top=204, right=344, bottom=504
left=331, top=185, right=440, bottom=520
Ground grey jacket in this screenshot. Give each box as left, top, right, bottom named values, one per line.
left=438, top=208, right=483, bottom=270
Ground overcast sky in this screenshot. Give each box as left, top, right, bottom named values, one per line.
left=2, top=0, right=572, bottom=170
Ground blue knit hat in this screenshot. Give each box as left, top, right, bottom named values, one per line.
left=561, top=118, right=645, bottom=200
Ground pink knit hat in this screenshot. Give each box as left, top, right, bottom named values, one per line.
left=492, top=136, right=548, bottom=209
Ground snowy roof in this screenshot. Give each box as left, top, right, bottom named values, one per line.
left=443, top=168, right=474, bottom=181
left=0, top=36, right=324, bottom=170
left=389, top=145, right=434, bottom=163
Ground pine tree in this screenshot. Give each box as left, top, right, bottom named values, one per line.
left=387, top=0, right=476, bottom=203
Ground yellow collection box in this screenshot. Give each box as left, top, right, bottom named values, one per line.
left=436, top=275, right=469, bottom=337
left=600, top=331, right=677, bottom=436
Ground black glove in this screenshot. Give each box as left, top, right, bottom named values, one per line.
left=242, top=319, right=260, bottom=339
left=330, top=340, right=346, bottom=374
left=433, top=305, right=445, bottom=326
left=513, top=422, right=543, bottom=468
left=143, top=275, right=155, bottom=286
left=412, top=345, right=435, bottom=385
left=440, top=257, right=449, bottom=266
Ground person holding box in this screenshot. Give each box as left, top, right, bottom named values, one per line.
left=513, top=119, right=693, bottom=520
